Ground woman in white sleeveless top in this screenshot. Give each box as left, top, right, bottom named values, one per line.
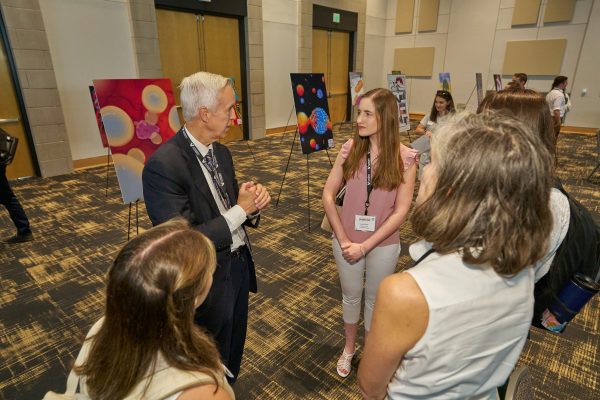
left=358, top=114, right=556, bottom=399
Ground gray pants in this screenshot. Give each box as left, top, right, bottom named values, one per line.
left=333, top=238, right=401, bottom=330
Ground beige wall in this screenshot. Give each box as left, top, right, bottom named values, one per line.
left=262, top=0, right=299, bottom=129
left=39, top=0, right=138, bottom=162
left=263, top=0, right=367, bottom=129
left=364, top=0, right=600, bottom=128
left=569, top=0, right=600, bottom=128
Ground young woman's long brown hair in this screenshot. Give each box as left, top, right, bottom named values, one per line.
left=343, top=88, right=404, bottom=190
left=75, top=218, right=221, bottom=400
left=477, top=89, right=556, bottom=163
left=412, top=113, right=554, bottom=276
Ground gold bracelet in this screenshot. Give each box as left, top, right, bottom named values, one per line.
left=360, top=245, right=366, bottom=257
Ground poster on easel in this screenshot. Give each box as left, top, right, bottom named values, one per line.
left=93, top=78, right=180, bottom=204
left=438, top=72, right=452, bottom=92
left=290, top=73, right=334, bottom=155
left=89, top=86, right=108, bottom=148
left=493, top=74, right=503, bottom=91
left=228, top=78, right=243, bottom=126
left=476, top=73, right=484, bottom=105
left=387, top=74, right=410, bottom=132
left=349, top=72, right=364, bottom=106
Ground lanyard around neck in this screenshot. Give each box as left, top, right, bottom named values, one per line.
left=364, top=147, right=373, bottom=215
left=182, top=130, right=231, bottom=208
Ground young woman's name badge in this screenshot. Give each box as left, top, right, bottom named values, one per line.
left=355, top=215, right=376, bottom=232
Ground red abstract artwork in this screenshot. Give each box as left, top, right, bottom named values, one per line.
left=93, top=78, right=180, bottom=203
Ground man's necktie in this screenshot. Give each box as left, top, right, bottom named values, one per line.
left=202, top=149, right=232, bottom=209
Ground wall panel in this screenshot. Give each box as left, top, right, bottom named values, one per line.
left=393, top=47, right=434, bottom=76
left=544, top=0, right=576, bottom=23
left=511, top=0, right=541, bottom=26
left=395, top=0, right=415, bottom=33
left=418, top=0, right=439, bottom=32
left=502, top=39, right=566, bottom=75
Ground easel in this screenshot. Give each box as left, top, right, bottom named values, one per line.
left=336, top=104, right=355, bottom=132
left=267, top=104, right=296, bottom=146
left=234, top=100, right=256, bottom=161
left=127, top=199, right=140, bottom=241
left=104, top=147, right=111, bottom=197
left=234, top=138, right=256, bottom=161
left=275, top=127, right=333, bottom=232
left=464, top=82, right=478, bottom=109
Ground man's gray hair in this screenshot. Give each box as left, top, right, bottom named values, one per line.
left=179, top=71, right=229, bottom=121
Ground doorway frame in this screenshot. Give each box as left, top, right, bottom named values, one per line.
left=0, top=7, right=41, bottom=177
left=312, top=5, right=357, bottom=123
left=154, top=1, right=250, bottom=139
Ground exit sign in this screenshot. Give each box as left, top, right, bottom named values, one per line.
left=333, top=13, right=340, bottom=23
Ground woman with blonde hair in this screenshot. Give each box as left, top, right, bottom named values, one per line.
left=358, top=113, right=560, bottom=399
left=53, top=219, right=234, bottom=400
left=322, top=88, right=417, bottom=378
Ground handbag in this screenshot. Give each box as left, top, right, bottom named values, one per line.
left=321, top=185, right=346, bottom=233
left=0, top=129, right=18, bottom=165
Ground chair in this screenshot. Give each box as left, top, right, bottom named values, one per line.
left=587, top=129, right=600, bottom=181
left=504, top=366, right=534, bottom=400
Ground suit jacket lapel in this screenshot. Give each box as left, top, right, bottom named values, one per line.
left=174, top=130, right=220, bottom=215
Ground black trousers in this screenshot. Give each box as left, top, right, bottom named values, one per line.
left=0, top=164, right=31, bottom=235
left=194, top=245, right=250, bottom=384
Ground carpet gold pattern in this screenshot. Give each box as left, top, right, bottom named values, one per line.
left=0, top=125, right=598, bottom=399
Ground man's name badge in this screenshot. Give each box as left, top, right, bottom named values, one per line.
left=355, top=215, right=376, bottom=232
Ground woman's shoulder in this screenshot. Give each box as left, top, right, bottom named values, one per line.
left=179, top=383, right=233, bottom=400
left=378, top=272, right=428, bottom=318
left=399, top=143, right=418, bottom=169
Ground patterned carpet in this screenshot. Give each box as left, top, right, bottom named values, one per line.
left=0, top=124, right=598, bottom=400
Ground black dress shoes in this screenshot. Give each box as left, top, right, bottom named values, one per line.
left=3, top=233, right=34, bottom=244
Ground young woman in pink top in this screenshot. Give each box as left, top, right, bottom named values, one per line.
left=322, top=88, right=417, bottom=378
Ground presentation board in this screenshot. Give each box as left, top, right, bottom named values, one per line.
left=93, top=78, right=179, bottom=204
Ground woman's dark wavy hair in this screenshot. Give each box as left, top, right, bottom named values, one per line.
left=75, top=218, right=221, bottom=400
left=411, top=113, right=554, bottom=276
left=551, top=75, right=568, bottom=90
left=429, top=90, right=455, bottom=123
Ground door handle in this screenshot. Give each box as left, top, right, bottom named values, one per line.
left=0, top=117, right=20, bottom=124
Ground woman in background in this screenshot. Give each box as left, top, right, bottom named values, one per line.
left=69, top=219, right=234, bottom=400
left=322, top=88, right=417, bottom=378
left=414, top=90, right=455, bottom=177
left=415, top=90, right=455, bottom=137
left=358, top=113, right=557, bottom=399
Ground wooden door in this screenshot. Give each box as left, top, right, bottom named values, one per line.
left=157, top=9, right=244, bottom=143
left=329, top=31, right=349, bottom=123
left=0, top=36, right=35, bottom=179
left=200, top=14, right=243, bottom=143
left=157, top=9, right=201, bottom=126
left=312, top=29, right=350, bottom=124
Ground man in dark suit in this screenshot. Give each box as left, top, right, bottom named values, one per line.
left=142, top=71, right=270, bottom=383
left=1, top=128, right=33, bottom=244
